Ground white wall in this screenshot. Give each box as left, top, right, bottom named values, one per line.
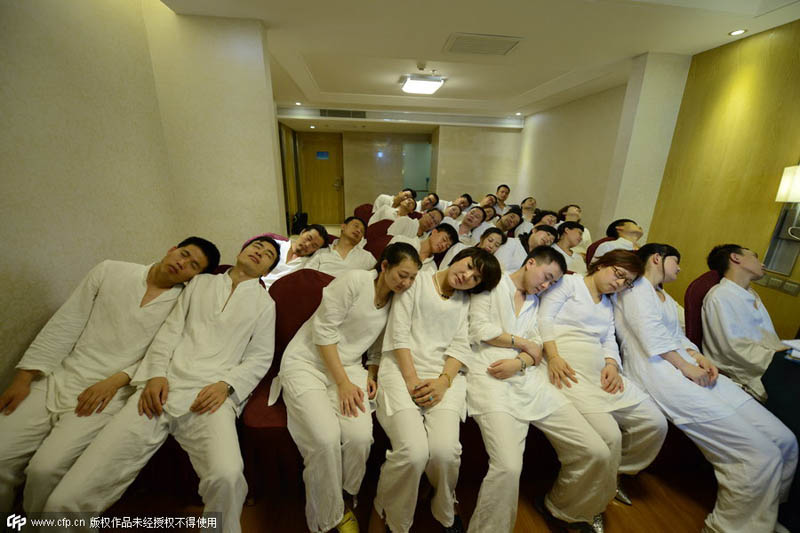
left=0, top=0, right=283, bottom=388
left=517, top=86, right=628, bottom=238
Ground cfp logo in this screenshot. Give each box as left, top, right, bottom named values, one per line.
left=6, top=514, right=26, bottom=532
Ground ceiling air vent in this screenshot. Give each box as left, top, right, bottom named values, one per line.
left=320, top=109, right=367, bottom=119
left=444, top=32, right=522, bottom=56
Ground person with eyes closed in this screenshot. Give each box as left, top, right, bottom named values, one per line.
left=263, top=224, right=330, bottom=289
left=443, top=203, right=463, bottom=221
left=0, top=236, right=219, bottom=514
left=439, top=228, right=507, bottom=272
left=614, top=244, right=798, bottom=533
left=417, top=192, right=441, bottom=213
left=277, top=243, right=422, bottom=533
left=443, top=206, right=487, bottom=247
left=45, top=235, right=281, bottom=533
left=538, top=249, right=668, bottom=531
left=465, top=246, right=615, bottom=533
left=557, top=204, right=592, bottom=257
left=495, top=225, right=557, bottom=273
left=369, top=195, right=418, bottom=226
left=305, top=217, right=376, bottom=277
left=389, top=223, right=459, bottom=274
left=388, top=208, right=444, bottom=241
left=371, top=248, right=502, bottom=533
left=552, top=221, right=587, bottom=275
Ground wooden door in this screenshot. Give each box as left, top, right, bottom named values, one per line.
left=296, top=132, right=344, bottom=224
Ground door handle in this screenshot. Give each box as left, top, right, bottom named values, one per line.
left=333, top=179, right=342, bottom=191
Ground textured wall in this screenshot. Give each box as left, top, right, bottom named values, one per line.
left=649, top=20, right=800, bottom=338
left=517, top=86, right=627, bottom=239
left=0, top=0, right=283, bottom=388
left=433, top=126, right=522, bottom=205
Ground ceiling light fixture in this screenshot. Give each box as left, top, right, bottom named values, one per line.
left=401, top=74, right=446, bottom=95
left=309, top=125, right=316, bottom=129
left=515, top=112, right=522, bottom=116
left=729, top=29, right=747, bottom=36
left=295, top=102, right=302, bottom=106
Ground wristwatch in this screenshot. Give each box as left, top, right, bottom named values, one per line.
left=515, top=354, right=527, bottom=374
left=225, top=383, right=235, bottom=397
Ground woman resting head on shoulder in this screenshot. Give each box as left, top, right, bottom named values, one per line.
left=437, top=246, right=503, bottom=297
left=375, top=242, right=423, bottom=298
left=584, top=249, right=643, bottom=299
left=476, top=227, right=507, bottom=255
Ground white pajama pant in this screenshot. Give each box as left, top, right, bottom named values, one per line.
left=581, top=398, right=668, bottom=478
left=374, top=404, right=461, bottom=533
left=0, top=381, right=114, bottom=513
left=283, top=379, right=373, bottom=533
left=44, top=395, right=247, bottom=533
left=468, top=405, right=616, bottom=533
left=679, top=398, right=798, bottom=533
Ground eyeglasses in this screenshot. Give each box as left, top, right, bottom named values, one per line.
left=611, top=266, right=636, bottom=289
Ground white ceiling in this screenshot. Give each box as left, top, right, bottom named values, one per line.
left=163, top=0, right=800, bottom=117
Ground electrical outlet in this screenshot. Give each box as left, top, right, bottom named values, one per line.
left=782, top=281, right=800, bottom=296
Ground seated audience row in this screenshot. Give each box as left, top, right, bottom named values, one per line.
left=0, top=184, right=796, bottom=533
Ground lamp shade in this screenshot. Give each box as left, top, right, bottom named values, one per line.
left=776, top=165, right=800, bottom=202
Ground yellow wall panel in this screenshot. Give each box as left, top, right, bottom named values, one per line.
left=649, top=20, right=800, bottom=338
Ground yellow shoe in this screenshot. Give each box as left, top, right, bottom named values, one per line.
left=336, top=509, right=360, bottom=533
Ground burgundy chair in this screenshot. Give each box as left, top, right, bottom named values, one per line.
left=240, top=268, right=334, bottom=501
left=364, top=233, right=393, bottom=261
left=409, top=211, right=422, bottom=220
left=585, top=236, right=614, bottom=265
left=684, top=270, right=722, bottom=348
left=354, top=203, right=373, bottom=223
left=326, top=233, right=337, bottom=246
left=365, top=219, right=394, bottom=243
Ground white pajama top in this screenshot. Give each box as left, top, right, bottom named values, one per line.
left=304, top=239, right=376, bottom=277
left=277, top=270, right=388, bottom=400
left=132, top=272, right=276, bottom=416
left=17, top=260, right=184, bottom=414
left=552, top=243, right=587, bottom=275
left=614, top=278, right=749, bottom=424
left=702, top=278, right=787, bottom=401
left=262, top=239, right=309, bottom=289
left=593, top=237, right=635, bottom=260
left=538, top=274, right=647, bottom=413
left=377, top=272, right=471, bottom=420
left=495, top=238, right=528, bottom=273
left=466, top=274, right=569, bottom=421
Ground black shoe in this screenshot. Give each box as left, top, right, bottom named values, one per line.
left=443, top=514, right=464, bottom=533
left=534, top=495, right=594, bottom=532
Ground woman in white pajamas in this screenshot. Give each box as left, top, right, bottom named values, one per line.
left=539, top=249, right=668, bottom=523
left=614, top=243, right=798, bottom=533
left=278, top=243, right=422, bottom=533
left=372, top=247, right=502, bottom=533
left=439, top=227, right=506, bottom=271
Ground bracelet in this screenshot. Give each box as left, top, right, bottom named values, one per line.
left=510, top=335, right=515, bottom=348
left=515, top=354, right=527, bottom=374
left=439, top=372, right=452, bottom=388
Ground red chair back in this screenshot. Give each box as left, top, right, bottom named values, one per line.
left=366, top=219, right=394, bottom=243
left=586, top=236, right=614, bottom=265
left=241, top=268, right=334, bottom=428
left=684, top=270, right=721, bottom=348
left=354, top=203, right=373, bottom=223
left=364, top=233, right=393, bottom=261
left=409, top=211, right=423, bottom=220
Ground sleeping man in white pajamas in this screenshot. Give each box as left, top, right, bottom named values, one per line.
left=0, top=236, right=221, bottom=514
left=43, top=234, right=282, bottom=533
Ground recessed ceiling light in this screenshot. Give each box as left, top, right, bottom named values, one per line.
left=310, top=125, right=315, bottom=129
left=401, top=74, right=446, bottom=95
left=295, top=102, right=302, bottom=106
left=729, top=29, right=747, bottom=36
left=515, top=112, right=522, bottom=116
